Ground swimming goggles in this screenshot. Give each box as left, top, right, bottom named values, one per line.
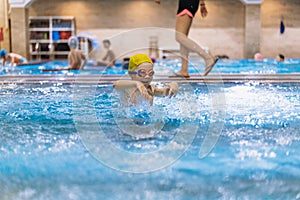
left=128, top=69, right=155, bottom=77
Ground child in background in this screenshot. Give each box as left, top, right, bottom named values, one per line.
left=67, top=36, right=87, bottom=70
left=42, top=36, right=86, bottom=72
left=114, top=54, right=178, bottom=106
left=122, top=57, right=130, bottom=70
left=254, top=52, right=263, bottom=61
left=276, top=54, right=285, bottom=62
left=95, top=39, right=116, bottom=68
left=0, top=49, right=28, bottom=66
left=102, top=39, right=116, bottom=67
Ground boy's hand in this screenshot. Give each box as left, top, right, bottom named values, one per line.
left=137, top=83, right=153, bottom=102
left=154, top=0, right=160, bottom=4
left=166, top=82, right=178, bottom=98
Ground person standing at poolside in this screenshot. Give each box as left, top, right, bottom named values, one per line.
left=155, top=0, right=218, bottom=78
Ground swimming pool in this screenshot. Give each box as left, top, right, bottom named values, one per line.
left=1, top=81, right=300, bottom=199
left=1, top=58, right=300, bottom=75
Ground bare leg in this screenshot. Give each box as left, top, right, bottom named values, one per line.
left=175, top=15, right=215, bottom=76
left=173, top=15, right=192, bottom=76
left=179, top=45, right=189, bottom=76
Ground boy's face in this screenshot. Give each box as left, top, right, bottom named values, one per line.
left=130, top=62, right=154, bottom=86
left=103, top=42, right=110, bottom=49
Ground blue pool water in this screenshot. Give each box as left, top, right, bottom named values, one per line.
left=1, top=82, right=300, bottom=199
left=1, top=58, right=300, bottom=75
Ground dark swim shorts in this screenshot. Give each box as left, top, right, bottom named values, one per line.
left=177, top=0, right=200, bottom=18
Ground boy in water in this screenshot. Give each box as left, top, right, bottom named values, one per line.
left=276, top=54, right=285, bottom=62
left=113, top=54, right=178, bottom=105
left=96, top=39, right=116, bottom=67
left=42, top=36, right=86, bottom=72
left=67, top=36, right=87, bottom=70
left=102, top=39, right=116, bottom=67
left=0, top=49, right=28, bottom=66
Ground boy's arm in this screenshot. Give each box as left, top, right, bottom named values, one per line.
left=67, top=52, right=74, bottom=69
left=113, top=80, right=152, bottom=101
left=153, top=87, right=167, bottom=97
left=80, top=52, right=87, bottom=69
left=2, top=58, right=6, bottom=66
left=153, top=82, right=178, bottom=98
left=102, top=52, right=108, bottom=61
left=68, top=51, right=73, bottom=68
left=10, top=56, right=16, bottom=66
left=113, top=80, right=140, bottom=89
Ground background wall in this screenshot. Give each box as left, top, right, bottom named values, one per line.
left=28, top=0, right=245, bottom=59
left=0, top=0, right=10, bottom=51
left=261, top=0, right=300, bottom=58
left=27, top=0, right=300, bottom=59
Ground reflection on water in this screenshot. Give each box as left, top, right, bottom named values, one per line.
left=0, top=83, right=300, bottom=199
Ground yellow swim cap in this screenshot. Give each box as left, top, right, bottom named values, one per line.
left=128, top=54, right=153, bottom=72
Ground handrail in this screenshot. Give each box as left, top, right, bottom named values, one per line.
left=1, top=74, right=300, bottom=84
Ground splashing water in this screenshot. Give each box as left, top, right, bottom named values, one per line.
left=1, top=83, right=300, bottom=199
